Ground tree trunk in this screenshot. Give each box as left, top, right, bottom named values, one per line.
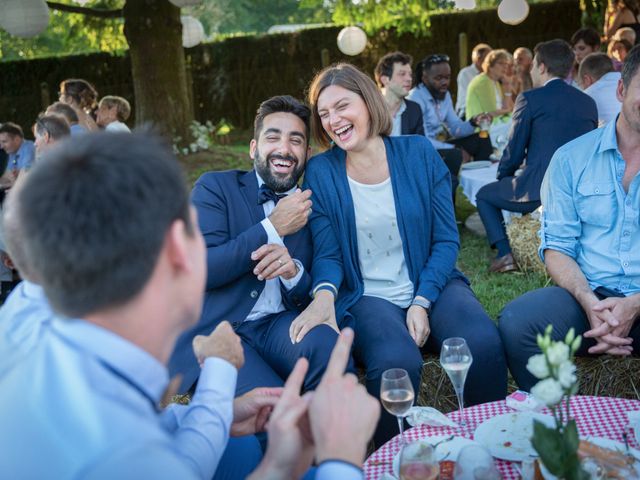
left=123, top=0, right=193, bottom=141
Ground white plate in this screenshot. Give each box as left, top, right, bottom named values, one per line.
left=392, top=435, right=479, bottom=476
left=539, top=436, right=640, bottom=480
left=473, top=412, right=555, bottom=462
left=460, top=160, right=492, bottom=170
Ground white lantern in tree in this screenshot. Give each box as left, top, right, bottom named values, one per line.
left=497, top=0, right=530, bottom=25
left=0, top=0, right=50, bottom=38
left=170, top=0, right=203, bottom=7
left=454, top=0, right=476, bottom=9
left=337, top=26, right=367, bottom=56
left=73, top=0, right=91, bottom=5
left=181, top=15, right=205, bottom=48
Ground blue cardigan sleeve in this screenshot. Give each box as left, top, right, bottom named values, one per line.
left=414, top=140, right=460, bottom=302
left=302, top=160, right=344, bottom=296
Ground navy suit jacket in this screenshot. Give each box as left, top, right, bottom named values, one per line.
left=401, top=99, right=425, bottom=136
left=169, top=170, right=313, bottom=393
left=497, top=79, right=597, bottom=202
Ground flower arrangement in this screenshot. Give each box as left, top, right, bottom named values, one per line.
left=527, top=325, right=588, bottom=480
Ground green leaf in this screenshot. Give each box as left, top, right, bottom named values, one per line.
left=531, top=421, right=565, bottom=474
left=563, top=420, right=580, bottom=451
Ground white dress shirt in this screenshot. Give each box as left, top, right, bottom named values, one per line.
left=105, top=120, right=131, bottom=132
left=584, top=71, right=622, bottom=126
left=390, top=100, right=407, bottom=137
left=246, top=172, right=304, bottom=321
left=456, top=64, right=481, bottom=116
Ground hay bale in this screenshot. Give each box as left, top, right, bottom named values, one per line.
left=576, top=356, right=640, bottom=399
left=506, top=214, right=547, bottom=274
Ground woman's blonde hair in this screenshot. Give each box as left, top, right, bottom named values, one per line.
left=307, top=63, right=392, bottom=150
left=482, top=49, right=512, bottom=73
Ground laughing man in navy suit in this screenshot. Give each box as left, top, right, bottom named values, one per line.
left=170, top=96, right=340, bottom=395
left=476, top=39, right=597, bottom=273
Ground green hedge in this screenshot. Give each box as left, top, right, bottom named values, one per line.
left=1, top=0, right=581, bottom=134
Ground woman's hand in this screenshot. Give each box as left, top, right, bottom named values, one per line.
left=406, top=305, right=430, bottom=347
left=289, top=290, right=339, bottom=344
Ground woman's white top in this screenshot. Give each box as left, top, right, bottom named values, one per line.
left=347, top=175, right=414, bottom=308
left=494, top=81, right=503, bottom=109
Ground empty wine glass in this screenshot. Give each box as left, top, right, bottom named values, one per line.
left=381, top=368, right=415, bottom=447
left=399, top=441, right=438, bottom=480
left=453, top=444, right=500, bottom=480
left=440, top=338, right=473, bottom=431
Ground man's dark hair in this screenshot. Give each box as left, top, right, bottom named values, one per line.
left=571, top=28, right=601, bottom=49
left=578, top=53, right=614, bottom=82
left=253, top=95, right=311, bottom=142
left=374, top=51, right=413, bottom=87
left=622, top=44, right=640, bottom=87
left=413, top=54, right=450, bottom=86
left=15, top=132, right=193, bottom=317
left=534, top=39, right=575, bottom=78
left=35, top=115, right=71, bottom=141
left=47, top=102, right=79, bottom=125
left=0, top=122, right=24, bottom=138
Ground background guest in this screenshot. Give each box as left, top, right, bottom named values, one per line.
left=569, top=28, right=602, bottom=87
left=45, top=101, right=87, bottom=136
left=608, top=37, right=633, bottom=66
left=374, top=51, right=424, bottom=136
left=58, top=78, right=99, bottom=131
left=604, top=0, right=640, bottom=43
left=612, top=25, right=637, bottom=45
left=513, top=46, right=534, bottom=94
left=33, top=115, right=71, bottom=157
left=466, top=49, right=514, bottom=123
left=96, top=96, right=132, bottom=132
left=579, top=52, right=622, bottom=124
left=0, top=122, right=35, bottom=189
left=455, top=43, right=492, bottom=118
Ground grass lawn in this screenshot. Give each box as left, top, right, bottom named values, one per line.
left=180, top=145, right=549, bottom=320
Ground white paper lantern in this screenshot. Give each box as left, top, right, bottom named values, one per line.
left=497, top=0, right=530, bottom=25
left=73, top=0, right=91, bottom=5
left=0, top=0, right=50, bottom=38
left=454, top=0, right=476, bottom=9
left=170, top=0, right=203, bottom=7
left=337, top=26, right=367, bottom=56
left=181, top=15, right=205, bottom=48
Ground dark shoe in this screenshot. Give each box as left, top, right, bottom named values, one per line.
left=489, top=253, right=519, bottom=273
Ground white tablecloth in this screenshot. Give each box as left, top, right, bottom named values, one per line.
left=459, top=163, right=499, bottom=207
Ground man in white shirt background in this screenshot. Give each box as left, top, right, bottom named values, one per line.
left=579, top=52, right=622, bottom=125
left=96, top=95, right=132, bottom=132
left=455, top=43, right=492, bottom=119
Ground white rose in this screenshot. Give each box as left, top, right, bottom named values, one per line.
left=531, top=378, right=564, bottom=407
left=526, top=354, right=550, bottom=379
left=546, top=342, right=570, bottom=367
left=557, top=360, right=576, bottom=388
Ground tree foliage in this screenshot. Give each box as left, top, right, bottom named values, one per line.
left=0, top=0, right=126, bottom=61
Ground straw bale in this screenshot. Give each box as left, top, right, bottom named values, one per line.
left=506, top=215, right=547, bottom=275
left=575, top=356, right=640, bottom=399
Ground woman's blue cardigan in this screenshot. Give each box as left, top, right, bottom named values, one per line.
left=302, top=135, right=466, bottom=322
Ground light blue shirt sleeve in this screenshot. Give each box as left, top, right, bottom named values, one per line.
left=160, top=357, right=237, bottom=479
left=539, top=149, right=581, bottom=261
left=315, top=461, right=364, bottom=480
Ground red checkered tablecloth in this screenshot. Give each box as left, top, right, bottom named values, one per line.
left=364, top=395, right=640, bottom=479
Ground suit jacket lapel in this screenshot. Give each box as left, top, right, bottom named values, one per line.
left=239, top=170, right=265, bottom=225
left=401, top=109, right=409, bottom=135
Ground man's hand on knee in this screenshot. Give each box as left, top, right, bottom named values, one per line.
left=289, top=290, right=338, bottom=344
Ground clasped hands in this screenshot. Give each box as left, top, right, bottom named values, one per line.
left=583, top=294, right=640, bottom=355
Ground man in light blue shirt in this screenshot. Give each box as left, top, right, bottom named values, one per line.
left=0, top=131, right=375, bottom=479
left=0, top=122, right=35, bottom=174
left=579, top=52, right=622, bottom=125
left=499, top=46, right=640, bottom=391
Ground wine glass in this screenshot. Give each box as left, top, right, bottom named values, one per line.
left=440, top=337, right=473, bottom=431
left=399, top=441, right=438, bottom=480
left=381, top=368, right=415, bottom=448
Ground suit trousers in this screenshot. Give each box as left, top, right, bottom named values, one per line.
left=476, top=178, right=540, bottom=247
left=350, top=278, right=507, bottom=446
left=233, top=310, right=343, bottom=395
left=498, top=286, right=640, bottom=391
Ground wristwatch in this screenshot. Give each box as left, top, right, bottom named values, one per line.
left=411, top=297, right=432, bottom=315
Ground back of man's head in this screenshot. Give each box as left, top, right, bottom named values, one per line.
left=622, top=45, right=640, bottom=87
left=613, top=26, right=637, bottom=45
left=534, top=39, right=575, bottom=79
left=35, top=115, right=71, bottom=142
left=46, top=102, right=80, bottom=125
left=15, top=132, right=192, bottom=318
left=0, top=122, right=24, bottom=139
left=374, top=51, right=413, bottom=87
left=253, top=95, right=310, bottom=141
left=571, top=27, right=601, bottom=50
left=472, top=43, right=492, bottom=63
left=578, top=53, right=614, bottom=84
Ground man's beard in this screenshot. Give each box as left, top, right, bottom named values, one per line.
left=254, top=149, right=304, bottom=193
left=426, top=84, right=447, bottom=101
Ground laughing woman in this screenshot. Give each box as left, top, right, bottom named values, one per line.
left=290, top=63, right=507, bottom=445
